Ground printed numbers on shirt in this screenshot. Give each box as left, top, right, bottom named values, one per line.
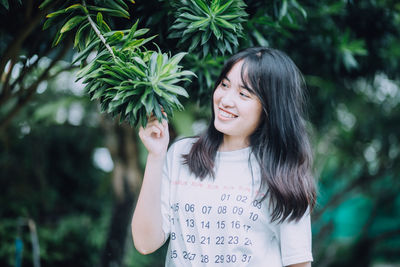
left=236, top=194, right=248, bottom=203
left=243, top=224, right=251, bottom=232
left=231, top=220, right=240, bottom=229
left=201, top=255, right=209, bottom=263
left=228, top=235, right=239, bottom=244
left=185, top=218, right=195, bottom=228
left=232, top=206, right=243, bottom=215
left=217, top=206, right=227, bottom=214
left=168, top=215, right=176, bottom=225
left=201, top=221, right=210, bottom=229
left=244, top=238, right=252, bottom=246
left=215, top=254, right=237, bottom=263
left=217, top=220, right=225, bottom=229
left=171, top=250, right=177, bottom=259
left=252, top=200, right=262, bottom=209
left=171, top=232, right=176, bottom=240
left=200, top=236, right=210, bottom=245
left=186, top=234, right=195, bottom=243
left=249, top=212, right=259, bottom=221
left=215, top=236, right=225, bottom=245
left=182, top=251, right=196, bottom=261
left=202, top=205, right=212, bottom=214
left=184, top=203, right=195, bottom=213
left=241, top=254, right=252, bottom=263
left=171, top=203, right=179, bottom=212
left=220, top=193, right=230, bottom=201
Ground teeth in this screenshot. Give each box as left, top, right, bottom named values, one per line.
left=220, top=109, right=236, bottom=118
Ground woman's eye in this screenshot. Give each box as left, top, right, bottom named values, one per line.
left=240, top=92, right=250, bottom=98
left=221, top=82, right=228, bottom=87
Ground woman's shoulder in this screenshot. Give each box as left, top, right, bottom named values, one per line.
left=168, top=136, right=199, bottom=155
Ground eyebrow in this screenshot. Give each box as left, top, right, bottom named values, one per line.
left=223, top=76, right=254, bottom=93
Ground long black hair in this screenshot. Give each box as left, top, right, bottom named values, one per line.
left=183, top=47, right=316, bottom=222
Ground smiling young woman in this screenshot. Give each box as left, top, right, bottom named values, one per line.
left=213, top=60, right=263, bottom=151
left=132, top=47, right=316, bottom=267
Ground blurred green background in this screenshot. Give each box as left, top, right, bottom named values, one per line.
left=1, top=0, right=400, bottom=266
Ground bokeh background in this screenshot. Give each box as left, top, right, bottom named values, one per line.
left=1, top=0, right=400, bottom=266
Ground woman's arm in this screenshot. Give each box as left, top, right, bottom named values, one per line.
left=288, top=262, right=311, bottom=267
left=131, top=116, right=169, bottom=255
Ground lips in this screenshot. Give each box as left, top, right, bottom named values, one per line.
left=218, top=107, right=238, bottom=119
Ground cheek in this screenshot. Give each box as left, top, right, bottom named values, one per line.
left=249, top=102, right=263, bottom=123
left=213, top=88, right=222, bottom=104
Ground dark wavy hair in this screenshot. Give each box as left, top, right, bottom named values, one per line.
left=183, top=47, right=316, bottom=222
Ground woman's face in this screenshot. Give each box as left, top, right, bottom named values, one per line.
left=213, top=60, right=263, bottom=147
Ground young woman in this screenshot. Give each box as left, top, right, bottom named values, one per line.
left=131, top=47, right=316, bottom=267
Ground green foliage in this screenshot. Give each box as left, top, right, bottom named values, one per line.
left=78, top=47, right=195, bottom=127
left=41, top=0, right=194, bottom=127
left=169, top=0, right=248, bottom=56
left=0, top=0, right=21, bottom=10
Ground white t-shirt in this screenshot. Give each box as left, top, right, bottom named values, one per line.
left=161, top=138, right=313, bottom=267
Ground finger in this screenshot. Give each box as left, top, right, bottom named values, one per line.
left=148, top=114, right=157, bottom=123
left=151, top=125, right=162, bottom=138
left=161, top=118, right=168, bottom=130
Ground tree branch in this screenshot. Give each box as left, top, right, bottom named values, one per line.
left=83, top=0, right=115, bottom=59
left=0, top=2, right=57, bottom=74
left=0, top=42, right=71, bottom=132
left=313, top=167, right=384, bottom=222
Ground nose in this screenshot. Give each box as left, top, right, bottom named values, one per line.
left=220, top=90, right=235, bottom=107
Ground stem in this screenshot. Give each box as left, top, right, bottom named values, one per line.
left=83, top=0, right=115, bottom=59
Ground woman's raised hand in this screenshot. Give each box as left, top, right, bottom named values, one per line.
left=138, top=114, right=169, bottom=157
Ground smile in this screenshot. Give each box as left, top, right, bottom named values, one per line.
left=218, top=108, right=238, bottom=118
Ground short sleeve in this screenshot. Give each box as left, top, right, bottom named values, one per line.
left=277, top=211, right=313, bottom=266
left=160, top=145, right=174, bottom=242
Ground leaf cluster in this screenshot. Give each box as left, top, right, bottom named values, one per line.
left=169, top=0, right=248, bottom=56
left=41, top=0, right=195, bottom=127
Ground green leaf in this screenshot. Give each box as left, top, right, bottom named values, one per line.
left=179, top=12, right=205, bottom=21
left=210, top=0, right=221, bottom=12
left=46, top=9, right=66, bottom=18
left=52, top=30, right=64, bottom=46
left=149, top=52, right=158, bottom=76
left=60, top=16, right=86, bottom=33
left=159, top=83, right=189, bottom=97
left=188, top=33, right=201, bottom=52
left=291, top=0, right=307, bottom=18
left=107, top=0, right=130, bottom=18
left=97, top=12, right=103, bottom=26
left=114, top=0, right=129, bottom=10
left=107, top=31, right=124, bottom=43
left=215, top=17, right=236, bottom=31
left=215, top=0, right=233, bottom=15
left=125, top=101, right=135, bottom=115
left=188, top=17, right=210, bottom=29
left=74, top=21, right=90, bottom=48
left=65, top=4, right=88, bottom=14
left=92, top=86, right=106, bottom=100
left=128, top=64, right=147, bottom=78
left=163, top=52, right=187, bottom=73
left=71, top=38, right=101, bottom=64
left=39, top=0, right=53, bottom=9
left=191, top=0, right=210, bottom=14
left=127, top=20, right=139, bottom=40
left=87, top=6, right=129, bottom=18
left=201, top=29, right=212, bottom=45
left=210, top=21, right=222, bottom=39
left=279, top=0, right=288, bottom=20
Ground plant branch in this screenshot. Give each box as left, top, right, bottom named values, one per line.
left=0, top=42, right=71, bottom=132
left=83, top=0, right=115, bottom=59
left=313, top=167, right=384, bottom=222
left=0, top=1, right=57, bottom=74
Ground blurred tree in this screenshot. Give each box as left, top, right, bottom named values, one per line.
left=1, top=0, right=400, bottom=267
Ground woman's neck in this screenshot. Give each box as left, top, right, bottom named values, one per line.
left=219, top=135, right=250, bottom=152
